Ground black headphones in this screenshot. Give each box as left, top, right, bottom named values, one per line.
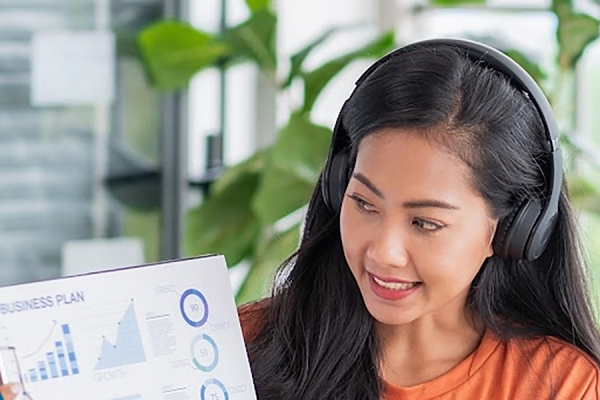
left=321, top=38, right=563, bottom=261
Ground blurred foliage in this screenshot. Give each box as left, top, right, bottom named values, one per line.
left=138, top=2, right=395, bottom=303
left=552, top=0, right=600, bottom=70
left=138, top=0, right=600, bottom=303
left=430, top=0, right=485, bottom=5
left=139, top=22, right=230, bottom=90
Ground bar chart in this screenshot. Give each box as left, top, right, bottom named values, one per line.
left=24, top=323, right=79, bottom=382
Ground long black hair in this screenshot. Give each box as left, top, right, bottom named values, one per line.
left=245, top=44, right=600, bottom=400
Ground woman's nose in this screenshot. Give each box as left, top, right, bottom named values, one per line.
left=365, top=219, right=410, bottom=269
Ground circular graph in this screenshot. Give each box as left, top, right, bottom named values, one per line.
left=190, top=333, right=219, bottom=372
left=180, top=288, right=209, bottom=327
left=200, top=378, right=229, bottom=400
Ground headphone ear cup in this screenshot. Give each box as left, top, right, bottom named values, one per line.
left=493, top=200, right=542, bottom=259
left=525, top=211, right=558, bottom=261
left=493, top=207, right=519, bottom=258
left=326, top=150, right=350, bottom=213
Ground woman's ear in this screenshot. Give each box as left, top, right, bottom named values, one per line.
left=486, top=219, right=499, bottom=258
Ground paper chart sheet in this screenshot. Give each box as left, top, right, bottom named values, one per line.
left=0, top=255, right=256, bottom=400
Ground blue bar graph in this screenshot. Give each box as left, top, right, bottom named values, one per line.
left=47, top=352, right=58, bottom=378
left=63, top=324, right=79, bottom=374
left=38, top=361, right=48, bottom=380
left=28, top=369, right=37, bottom=382
left=26, top=323, right=80, bottom=384
left=56, top=341, right=69, bottom=377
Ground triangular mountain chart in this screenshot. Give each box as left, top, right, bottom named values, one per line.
left=94, top=300, right=146, bottom=370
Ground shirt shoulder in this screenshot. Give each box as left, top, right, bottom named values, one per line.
left=505, top=335, right=600, bottom=399
left=382, top=331, right=600, bottom=400
left=512, top=334, right=599, bottom=374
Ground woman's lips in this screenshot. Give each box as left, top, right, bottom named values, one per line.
left=368, top=272, right=422, bottom=301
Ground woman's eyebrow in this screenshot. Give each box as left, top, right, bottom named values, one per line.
left=352, top=172, right=460, bottom=210
left=402, top=199, right=460, bottom=210
left=352, top=172, right=384, bottom=198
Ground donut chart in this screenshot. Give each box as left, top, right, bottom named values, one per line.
left=180, top=288, right=209, bottom=327
left=190, top=333, right=219, bottom=372
left=200, top=378, right=229, bottom=400
left=179, top=286, right=244, bottom=398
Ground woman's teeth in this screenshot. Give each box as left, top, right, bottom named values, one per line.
left=373, top=276, right=419, bottom=290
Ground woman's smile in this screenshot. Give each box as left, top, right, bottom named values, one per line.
left=369, top=272, right=423, bottom=301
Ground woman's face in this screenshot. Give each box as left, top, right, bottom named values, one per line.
left=340, top=128, right=496, bottom=327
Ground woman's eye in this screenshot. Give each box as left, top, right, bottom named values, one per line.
left=347, top=194, right=377, bottom=214
left=413, top=218, right=444, bottom=232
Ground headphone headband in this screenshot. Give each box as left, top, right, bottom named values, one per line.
left=321, top=38, right=563, bottom=261
left=357, top=39, right=559, bottom=151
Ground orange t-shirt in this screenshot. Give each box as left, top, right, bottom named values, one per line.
left=239, top=304, right=600, bottom=399
left=382, top=329, right=599, bottom=399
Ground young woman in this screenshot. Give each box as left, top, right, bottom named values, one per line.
left=239, top=38, right=600, bottom=399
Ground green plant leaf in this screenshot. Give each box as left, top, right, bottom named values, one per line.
left=246, top=0, right=271, bottom=12
left=185, top=165, right=262, bottom=267
left=211, top=149, right=269, bottom=195
left=283, top=24, right=368, bottom=87
left=252, top=113, right=332, bottom=224
left=222, top=10, right=277, bottom=74
left=252, top=163, right=314, bottom=226
left=138, top=21, right=231, bottom=90
left=236, top=223, right=301, bottom=304
left=552, top=0, right=600, bottom=70
left=301, top=31, right=396, bottom=115
left=283, top=27, right=340, bottom=88
left=271, top=113, right=332, bottom=180
left=429, top=0, right=485, bottom=5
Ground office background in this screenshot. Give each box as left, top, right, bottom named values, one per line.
left=1, top=0, right=599, bottom=304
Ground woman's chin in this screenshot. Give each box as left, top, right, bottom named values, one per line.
left=364, top=299, right=418, bottom=327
